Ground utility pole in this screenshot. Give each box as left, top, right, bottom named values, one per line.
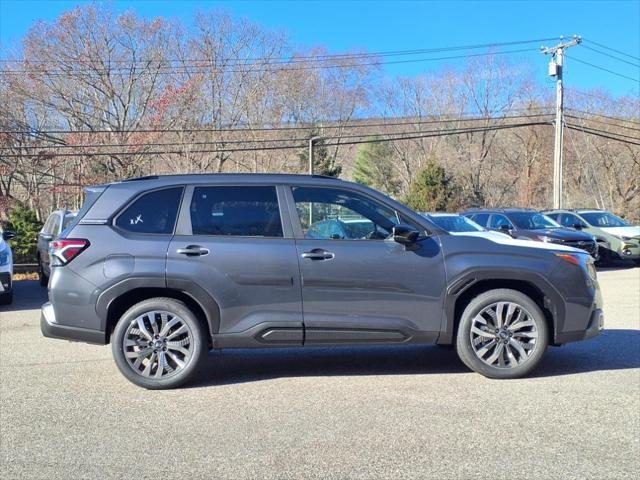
left=308, top=136, right=322, bottom=175
left=541, top=35, right=581, bottom=209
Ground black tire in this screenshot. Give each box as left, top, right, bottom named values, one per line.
left=38, top=258, right=49, bottom=287
left=0, top=291, right=13, bottom=306
left=455, top=289, right=549, bottom=379
left=595, top=244, right=611, bottom=267
left=111, top=297, right=207, bottom=390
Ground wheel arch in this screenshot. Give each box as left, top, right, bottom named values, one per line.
left=98, top=278, right=220, bottom=345
left=440, top=272, right=564, bottom=346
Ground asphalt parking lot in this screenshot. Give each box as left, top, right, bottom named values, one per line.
left=1, top=265, right=639, bottom=479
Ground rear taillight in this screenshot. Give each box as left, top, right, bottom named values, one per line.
left=51, top=239, right=90, bottom=265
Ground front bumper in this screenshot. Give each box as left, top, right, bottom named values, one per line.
left=615, top=242, right=640, bottom=260
left=554, top=308, right=604, bottom=344
left=0, top=272, right=12, bottom=295
left=40, top=302, right=106, bottom=344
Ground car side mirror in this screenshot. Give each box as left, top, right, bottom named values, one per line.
left=39, top=232, right=54, bottom=241
left=2, top=230, right=17, bottom=241
left=573, top=223, right=583, bottom=230
left=499, top=224, right=512, bottom=232
left=393, top=224, right=420, bottom=248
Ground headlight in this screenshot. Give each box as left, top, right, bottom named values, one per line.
left=536, top=235, right=562, bottom=243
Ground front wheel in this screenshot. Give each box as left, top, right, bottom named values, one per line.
left=455, top=289, right=549, bottom=379
left=112, top=298, right=207, bottom=389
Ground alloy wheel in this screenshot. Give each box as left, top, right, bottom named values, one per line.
left=123, top=310, right=194, bottom=379
left=469, top=302, right=539, bottom=369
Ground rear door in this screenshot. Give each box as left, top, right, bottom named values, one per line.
left=285, top=185, right=446, bottom=345
left=166, top=184, right=303, bottom=346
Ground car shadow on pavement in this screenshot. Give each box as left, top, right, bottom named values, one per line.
left=535, top=328, right=640, bottom=378
left=189, top=328, right=640, bottom=387
left=0, top=280, right=47, bottom=314
left=191, top=344, right=467, bottom=387
left=596, top=259, right=638, bottom=272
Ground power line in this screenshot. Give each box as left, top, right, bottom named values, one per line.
left=583, top=39, right=640, bottom=61
left=565, top=113, right=640, bottom=132
left=0, top=111, right=554, bottom=136
left=565, top=108, right=640, bottom=126
left=581, top=45, right=640, bottom=68
left=0, top=117, right=553, bottom=152
left=0, top=121, right=550, bottom=158
left=0, top=37, right=558, bottom=67
left=566, top=123, right=640, bottom=146
left=565, top=55, right=640, bottom=83
left=1, top=47, right=540, bottom=76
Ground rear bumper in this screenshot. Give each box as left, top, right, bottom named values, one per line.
left=554, top=308, right=604, bottom=344
left=40, top=302, right=106, bottom=345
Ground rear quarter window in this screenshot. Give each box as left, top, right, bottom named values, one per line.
left=115, top=187, right=183, bottom=234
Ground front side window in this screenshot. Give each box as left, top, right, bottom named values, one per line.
left=292, top=186, right=400, bottom=240
left=489, top=214, right=515, bottom=230
left=560, top=213, right=583, bottom=228
left=190, top=186, right=283, bottom=237
left=470, top=213, right=490, bottom=227
left=115, top=187, right=183, bottom=234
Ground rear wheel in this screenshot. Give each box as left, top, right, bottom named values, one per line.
left=112, top=297, right=207, bottom=389
left=455, top=289, right=549, bottom=379
left=38, top=256, right=49, bottom=287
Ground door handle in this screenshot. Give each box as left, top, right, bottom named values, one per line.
left=301, top=249, right=335, bottom=260
left=176, top=245, right=210, bottom=256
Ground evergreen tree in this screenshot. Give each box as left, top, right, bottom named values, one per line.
left=4, top=204, right=43, bottom=263
left=404, top=160, right=461, bottom=212
left=298, top=133, right=342, bottom=177
left=352, top=139, right=401, bottom=196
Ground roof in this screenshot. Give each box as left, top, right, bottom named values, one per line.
left=119, top=173, right=341, bottom=185
left=462, top=208, right=537, bottom=214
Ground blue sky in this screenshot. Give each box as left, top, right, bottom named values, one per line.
left=1, top=0, right=639, bottom=97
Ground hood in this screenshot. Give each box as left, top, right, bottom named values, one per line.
left=525, top=227, right=594, bottom=241
left=450, top=230, right=581, bottom=253
left=449, top=231, right=512, bottom=240
left=599, top=226, right=640, bottom=239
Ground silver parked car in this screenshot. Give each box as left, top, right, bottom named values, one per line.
left=37, top=210, right=77, bottom=286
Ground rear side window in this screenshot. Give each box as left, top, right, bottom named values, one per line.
left=115, top=187, right=183, bottom=234
left=190, top=186, right=283, bottom=237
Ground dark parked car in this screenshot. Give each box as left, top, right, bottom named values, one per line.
left=41, top=175, right=603, bottom=389
left=462, top=208, right=599, bottom=259
left=37, top=209, right=77, bottom=286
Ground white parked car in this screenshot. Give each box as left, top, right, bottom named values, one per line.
left=0, top=228, right=17, bottom=305
left=421, top=212, right=512, bottom=240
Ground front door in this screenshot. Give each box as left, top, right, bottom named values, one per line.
left=167, top=184, right=303, bottom=346
left=287, top=185, right=446, bottom=345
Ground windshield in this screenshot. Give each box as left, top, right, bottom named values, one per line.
left=509, top=212, right=560, bottom=230
left=429, top=215, right=484, bottom=233
left=580, top=212, right=628, bottom=228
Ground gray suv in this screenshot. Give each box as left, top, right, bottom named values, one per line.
left=41, top=174, right=604, bottom=389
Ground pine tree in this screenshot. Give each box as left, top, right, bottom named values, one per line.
left=298, top=133, right=342, bottom=177
left=404, top=160, right=460, bottom=212
left=352, top=140, right=401, bottom=196
left=4, top=204, right=43, bottom=263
